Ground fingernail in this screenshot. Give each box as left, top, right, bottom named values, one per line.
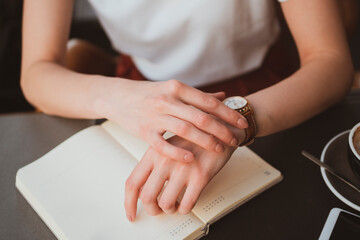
left=215, top=143, right=224, bottom=153
left=184, top=153, right=193, bottom=162
left=237, top=117, right=248, bottom=128
left=127, top=214, right=134, bottom=222
left=231, top=138, right=238, bottom=146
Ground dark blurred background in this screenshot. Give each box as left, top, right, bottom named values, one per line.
left=0, top=0, right=114, bottom=113
left=0, top=0, right=359, bottom=114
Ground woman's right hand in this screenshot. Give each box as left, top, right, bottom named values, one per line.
left=20, top=0, right=247, bottom=162
left=95, top=79, right=248, bottom=162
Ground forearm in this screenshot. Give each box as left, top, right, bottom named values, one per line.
left=21, top=61, right=126, bottom=119
left=248, top=53, right=353, bottom=137
left=21, top=0, right=112, bottom=119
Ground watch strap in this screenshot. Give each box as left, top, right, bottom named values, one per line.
left=239, top=103, right=257, bottom=146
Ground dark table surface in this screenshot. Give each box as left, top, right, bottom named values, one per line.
left=1, top=90, right=360, bottom=240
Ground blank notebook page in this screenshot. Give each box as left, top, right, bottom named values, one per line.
left=16, top=126, right=203, bottom=240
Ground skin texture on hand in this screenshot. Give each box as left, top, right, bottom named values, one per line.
left=21, top=0, right=354, bottom=223
left=21, top=0, right=353, bottom=154
left=20, top=0, right=248, bottom=164
left=124, top=135, right=238, bottom=222
left=94, top=79, right=248, bottom=162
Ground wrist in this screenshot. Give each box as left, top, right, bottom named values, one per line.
left=91, top=76, right=132, bottom=119
left=223, top=96, right=257, bottom=146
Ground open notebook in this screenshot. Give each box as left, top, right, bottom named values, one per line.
left=16, top=121, right=282, bottom=240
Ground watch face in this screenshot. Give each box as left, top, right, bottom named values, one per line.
left=223, top=96, right=247, bottom=110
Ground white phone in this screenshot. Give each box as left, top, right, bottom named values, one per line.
left=319, top=208, right=360, bottom=240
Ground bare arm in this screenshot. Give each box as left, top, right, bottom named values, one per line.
left=21, top=0, right=248, bottom=161
left=124, top=0, right=355, bottom=220
left=248, top=0, right=353, bottom=137
left=21, top=0, right=109, bottom=118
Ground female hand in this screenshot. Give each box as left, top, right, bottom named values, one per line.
left=124, top=134, right=239, bottom=221
left=96, top=79, right=247, bottom=162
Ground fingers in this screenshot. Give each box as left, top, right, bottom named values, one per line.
left=163, top=103, right=237, bottom=148
left=178, top=181, right=206, bottom=214
left=160, top=115, right=228, bottom=152
left=169, top=81, right=248, bottom=129
left=158, top=171, right=187, bottom=214
left=139, top=165, right=169, bottom=216
left=124, top=158, right=153, bottom=222
left=208, top=91, right=226, bottom=101
left=150, top=133, right=195, bottom=162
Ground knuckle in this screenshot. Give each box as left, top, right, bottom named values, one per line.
left=159, top=198, right=174, bottom=211
left=204, top=96, right=218, bottom=109
left=140, top=192, right=154, bottom=205
left=166, top=79, right=182, bottom=95
left=177, top=122, right=192, bottom=135
left=194, top=112, right=210, bottom=127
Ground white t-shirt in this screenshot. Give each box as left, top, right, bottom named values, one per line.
left=88, top=0, right=281, bottom=87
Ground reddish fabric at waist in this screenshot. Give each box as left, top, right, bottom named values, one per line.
left=115, top=38, right=298, bottom=97
left=116, top=54, right=147, bottom=81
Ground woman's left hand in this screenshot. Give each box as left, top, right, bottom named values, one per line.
left=124, top=135, right=238, bottom=221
